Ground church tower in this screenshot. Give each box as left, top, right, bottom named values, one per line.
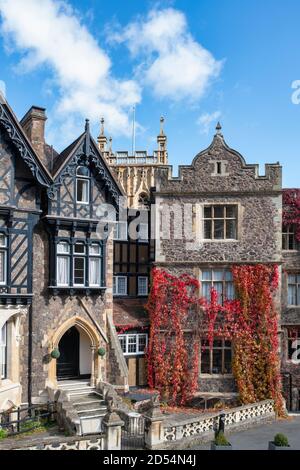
left=98, top=117, right=169, bottom=208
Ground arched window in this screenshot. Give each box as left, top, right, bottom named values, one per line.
left=76, top=166, right=90, bottom=204
left=0, top=322, right=7, bottom=379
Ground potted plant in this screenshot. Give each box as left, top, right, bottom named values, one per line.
left=50, top=348, right=60, bottom=359
left=211, top=431, right=232, bottom=450
left=268, top=433, right=290, bottom=450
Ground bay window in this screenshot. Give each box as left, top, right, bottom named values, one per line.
left=55, top=240, right=104, bottom=288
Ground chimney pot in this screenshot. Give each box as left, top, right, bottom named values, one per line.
left=20, top=106, right=48, bottom=168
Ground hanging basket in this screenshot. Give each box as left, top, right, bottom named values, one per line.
left=97, top=347, right=106, bottom=357
left=50, top=348, right=60, bottom=359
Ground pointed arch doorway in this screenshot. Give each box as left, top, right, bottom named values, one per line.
left=48, top=316, right=101, bottom=387
left=57, top=326, right=80, bottom=380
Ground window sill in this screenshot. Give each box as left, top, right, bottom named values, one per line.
left=49, top=286, right=107, bottom=296
left=200, top=374, right=234, bottom=378
left=202, top=239, right=239, bottom=243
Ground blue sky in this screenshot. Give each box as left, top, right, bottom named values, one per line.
left=0, top=0, right=299, bottom=187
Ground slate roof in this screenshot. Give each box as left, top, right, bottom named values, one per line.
left=113, top=298, right=149, bottom=329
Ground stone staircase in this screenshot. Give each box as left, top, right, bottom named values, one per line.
left=57, top=380, right=107, bottom=436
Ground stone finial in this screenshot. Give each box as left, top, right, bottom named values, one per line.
left=157, top=116, right=167, bottom=163
left=85, top=119, right=90, bottom=132
left=160, top=116, right=165, bottom=135
left=97, top=117, right=108, bottom=152
left=100, top=117, right=105, bottom=135
left=215, top=122, right=222, bottom=135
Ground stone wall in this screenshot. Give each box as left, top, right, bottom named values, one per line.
left=152, top=131, right=282, bottom=394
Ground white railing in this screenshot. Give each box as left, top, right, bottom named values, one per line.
left=164, top=400, right=275, bottom=442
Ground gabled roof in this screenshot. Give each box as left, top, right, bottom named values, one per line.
left=0, top=95, right=52, bottom=188
left=51, top=133, right=85, bottom=176
left=48, top=120, right=124, bottom=203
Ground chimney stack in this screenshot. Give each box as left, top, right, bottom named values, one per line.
left=20, top=106, right=47, bottom=168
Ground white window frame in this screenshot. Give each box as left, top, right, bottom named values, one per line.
left=118, top=333, right=148, bottom=356
left=89, top=243, right=101, bottom=287
left=113, top=276, right=127, bottom=296
left=138, top=276, right=148, bottom=296
left=113, top=221, right=128, bottom=241
left=0, top=234, right=7, bottom=286
left=76, top=166, right=90, bottom=204
left=56, top=241, right=70, bottom=287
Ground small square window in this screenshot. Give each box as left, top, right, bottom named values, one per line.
left=138, top=277, right=148, bottom=296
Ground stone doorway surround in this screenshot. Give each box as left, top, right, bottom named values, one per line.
left=0, top=306, right=27, bottom=411
left=47, top=316, right=101, bottom=389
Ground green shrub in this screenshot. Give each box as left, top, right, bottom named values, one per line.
left=273, top=433, right=289, bottom=447
left=214, top=431, right=230, bottom=446
left=0, top=428, right=8, bottom=440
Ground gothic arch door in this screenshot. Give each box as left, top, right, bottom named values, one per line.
left=57, top=326, right=80, bottom=380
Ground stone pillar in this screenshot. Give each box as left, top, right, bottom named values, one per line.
left=144, top=396, right=165, bottom=450
left=102, top=409, right=124, bottom=451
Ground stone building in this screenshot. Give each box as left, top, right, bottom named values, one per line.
left=0, top=95, right=129, bottom=414
left=150, top=124, right=283, bottom=394
left=280, top=191, right=300, bottom=411
left=0, top=92, right=300, bottom=415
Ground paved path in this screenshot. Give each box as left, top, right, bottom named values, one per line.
left=192, top=416, right=300, bottom=450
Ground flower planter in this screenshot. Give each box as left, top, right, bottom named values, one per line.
left=211, top=443, right=232, bottom=450
left=268, top=442, right=291, bottom=450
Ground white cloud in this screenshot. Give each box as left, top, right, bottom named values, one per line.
left=110, top=8, right=223, bottom=102
left=0, top=0, right=141, bottom=142
left=197, top=111, right=221, bottom=134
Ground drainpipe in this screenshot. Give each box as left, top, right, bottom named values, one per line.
left=27, top=305, right=32, bottom=409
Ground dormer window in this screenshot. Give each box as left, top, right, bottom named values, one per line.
left=76, top=166, right=90, bottom=204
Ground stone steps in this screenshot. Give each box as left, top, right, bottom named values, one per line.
left=56, top=380, right=107, bottom=435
